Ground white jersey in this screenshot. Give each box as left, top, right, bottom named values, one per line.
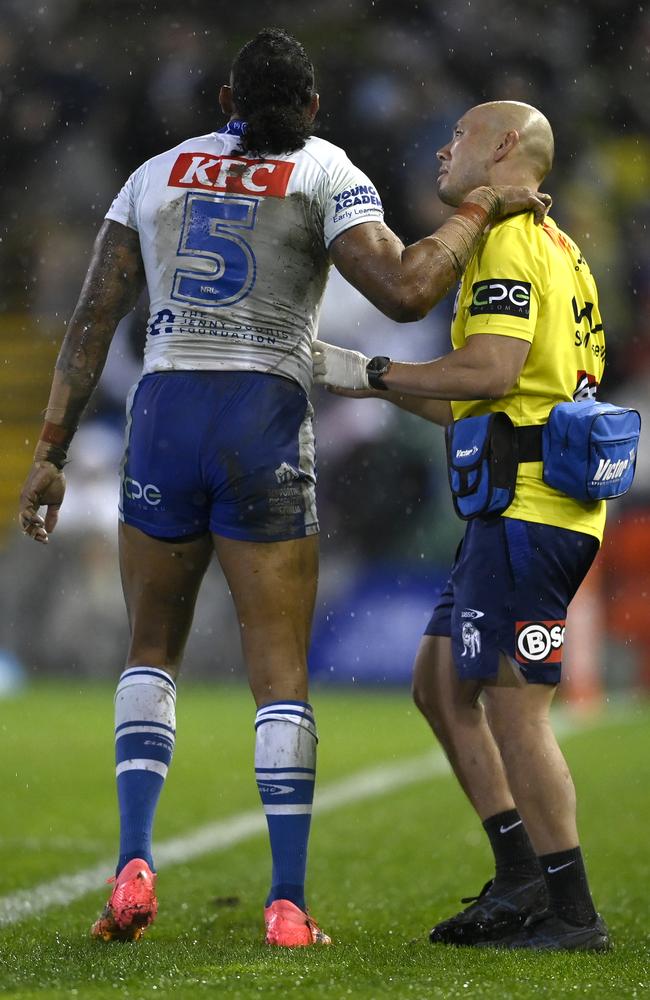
left=105, top=124, right=384, bottom=393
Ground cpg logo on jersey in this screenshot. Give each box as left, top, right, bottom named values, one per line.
left=168, top=153, right=295, bottom=198
left=515, top=620, right=565, bottom=663
left=469, top=279, right=531, bottom=318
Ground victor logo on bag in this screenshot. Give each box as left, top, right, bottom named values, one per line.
left=592, top=451, right=635, bottom=484
left=542, top=402, right=641, bottom=502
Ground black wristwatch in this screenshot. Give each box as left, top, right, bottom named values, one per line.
left=366, top=355, right=392, bottom=391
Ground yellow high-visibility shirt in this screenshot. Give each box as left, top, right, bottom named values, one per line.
left=451, top=212, right=606, bottom=541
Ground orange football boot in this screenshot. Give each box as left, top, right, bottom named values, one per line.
left=91, top=858, right=158, bottom=942
left=264, top=898, right=331, bottom=947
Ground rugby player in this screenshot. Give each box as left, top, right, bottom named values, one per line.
left=18, top=28, right=547, bottom=947
left=313, top=101, right=609, bottom=952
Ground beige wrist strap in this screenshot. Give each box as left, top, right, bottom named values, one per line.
left=430, top=186, right=503, bottom=276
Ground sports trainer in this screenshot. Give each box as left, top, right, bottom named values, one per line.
left=18, top=29, right=547, bottom=947
left=313, top=101, right=609, bottom=952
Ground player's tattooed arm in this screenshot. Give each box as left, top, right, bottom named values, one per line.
left=39, top=220, right=145, bottom=465
left=19, top=221, right=144, bottom=544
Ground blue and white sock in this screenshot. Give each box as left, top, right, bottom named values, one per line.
left=255, top=700, right=317, bottom=911
left=114, top=666, right=176, bottom=875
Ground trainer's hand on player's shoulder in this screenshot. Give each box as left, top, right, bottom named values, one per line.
left=19, top=461, right=66, bottom=544
left=490, top=185, right=552, bottom=225
left=312, top=339, right=371, bottom=390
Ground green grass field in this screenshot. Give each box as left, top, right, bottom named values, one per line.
left=0, top=684, right=649, bottom=999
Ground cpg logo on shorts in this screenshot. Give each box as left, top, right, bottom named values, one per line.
left=123, top=477, right=162, bottom=506
left=515, top=620, right=565, bottom=663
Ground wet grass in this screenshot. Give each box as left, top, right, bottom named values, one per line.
left=0, top=685, right=649, bottom=998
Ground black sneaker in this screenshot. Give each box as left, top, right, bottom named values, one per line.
left=429, top=877, right=548, bottom=945
left=491, top=908, right=610, bottom=952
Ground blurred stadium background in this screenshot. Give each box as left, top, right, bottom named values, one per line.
left=0, top=0, right=648, bottom=699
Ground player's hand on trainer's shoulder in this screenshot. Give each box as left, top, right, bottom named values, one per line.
left=486, top=185, right=552, bottom=225
left=312, top=340, right=372, bottom=391
left=19, top=461, right=66, bottom=544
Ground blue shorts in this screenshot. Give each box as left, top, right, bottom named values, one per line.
left=119, top=371, right=318, bottom=542
left=424, top=518, right=599, bottom=685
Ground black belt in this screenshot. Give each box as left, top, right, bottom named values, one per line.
left=515, top=424, right=544, bottom=463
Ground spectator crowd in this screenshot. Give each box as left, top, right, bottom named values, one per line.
left=1, top=0, right=648, bottom=682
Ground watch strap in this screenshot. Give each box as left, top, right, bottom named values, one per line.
left=366, top=356, right=392, bottom=391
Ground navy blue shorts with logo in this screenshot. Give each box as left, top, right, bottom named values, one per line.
left=119, top=371, right=318, bottom=542
left=424, top=517, right=599, bottom=684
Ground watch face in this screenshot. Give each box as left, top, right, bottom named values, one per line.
left=366, top=356, right=391, bottom=390
left=368, top=356, right=390, bottom=375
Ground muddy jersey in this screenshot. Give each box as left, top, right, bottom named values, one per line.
left=105, top=124, right=384, bottom=393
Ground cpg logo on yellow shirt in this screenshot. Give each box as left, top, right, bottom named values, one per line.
left=469, top=278, right=532, bottom=318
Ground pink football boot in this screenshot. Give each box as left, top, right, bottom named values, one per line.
left=264, top=898, right=331, bottom=947
left=91, top=858, right=158, bottom=942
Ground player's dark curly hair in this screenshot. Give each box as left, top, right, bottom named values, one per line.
left=231, top=28, right=316, bottom=156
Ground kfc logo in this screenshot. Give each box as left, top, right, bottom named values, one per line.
left=169, top=153, right=294, bottom=198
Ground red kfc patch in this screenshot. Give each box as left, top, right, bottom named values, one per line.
left=168, top=153, right=294, bottom=198
left=515, top=620, right=566, bottom=663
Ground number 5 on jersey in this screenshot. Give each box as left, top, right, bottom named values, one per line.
left=172, top=192, right=258, bottom=308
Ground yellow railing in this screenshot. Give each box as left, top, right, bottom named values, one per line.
left=0, top=318, right=62, bottom=539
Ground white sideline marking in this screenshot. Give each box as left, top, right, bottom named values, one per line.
left=0, top=751, right=449, bottom=927
left=0, top=709, right=625, bottom=928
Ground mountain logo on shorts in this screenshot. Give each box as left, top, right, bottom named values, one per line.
left=461, top=621, right=481, bottom=658
left=275, top=462, right=301, bottom=484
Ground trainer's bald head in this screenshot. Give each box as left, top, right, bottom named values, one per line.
left=467, top=100, right=554, bottom=181
left=436, top=100, right=554, bottom=206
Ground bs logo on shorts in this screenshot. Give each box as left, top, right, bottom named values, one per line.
left=515, top=620, right=566, bottom=663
